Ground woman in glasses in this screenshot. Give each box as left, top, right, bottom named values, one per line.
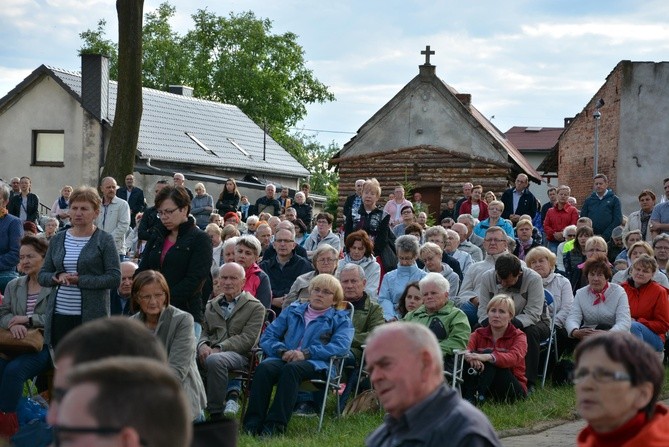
left=612, top=241, right=669, bottom=287
left=131, top=270, right=206, bottom=422
left=574, top=331, right=668, bottom=446
left=137, top=186, right=212, bottom=340
left=283, top=244, right=339, bottom=308
left=556, top=225, right=577, bottom=271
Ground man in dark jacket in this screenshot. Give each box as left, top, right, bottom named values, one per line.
left=137, top=179, right=169, bottom=243
left=255, top=184, right=282, bottom=216
left=343, top=179, right=365, bottom=229
left=501, top=174, right=537, bottom=225
left=580, top=174, right=622, bottom=241
left=110, top=261, right=137, bottom=316
left=116, top=174, right=146, bottom=228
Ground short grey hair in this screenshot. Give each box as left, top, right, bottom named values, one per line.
left=425, top=225, right=447, bottom=243
left=366, top=322, right=444, bottom=374
left=275, top=226, right=296, bottom=239
left=653, top=233, right=669, bottom=249
left=223, top=236, right=240, bottom=252
left=445, top=229, right=460, bottom=244
left=313, top=244, right=339, bottom=267
left=219, top=261, right=246, bottom=280
left=457, top=214, right=475, bottom=226
left=236, top=235, right=262, bottom=256
left=246, top=215, right=259, bottom=225
left=419, top=272, right=451, bottom=296
left=395, top=235, right=420, bottom=257
left=0, top=182, right=9, bottom=202
left=337, top=263, right=365, bottom=280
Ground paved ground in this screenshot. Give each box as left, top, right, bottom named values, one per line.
left=500, top=397, right=669, bottom=447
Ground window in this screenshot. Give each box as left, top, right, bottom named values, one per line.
left=32, top=130, right=65, bottom=166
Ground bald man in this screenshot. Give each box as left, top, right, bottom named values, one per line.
left=501, top=174, right=537, bottom=224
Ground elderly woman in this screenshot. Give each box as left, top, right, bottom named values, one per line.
left=0, top=236, right=52, bottom=436
left=574, top=332, right=669, bottom=446
left=615, top=230, right=643, bottom=264
left=623, top=189, right=656, bottom=243
left=242, top=274, right=353, bottom=437
left=292, top=192, right=313, bottom=232
left=397, top=281, right=423, bottom=319
left=383, top=185, right=413, bottom=229
left=444, top=228, right=473, bottom=274
left=0, top=183, right=22, bottom=294
left=284, top=244, right=339, bottom=308
left=50, top=185, right=73, bottom=227
left=392, top=205, right=416, bottom=237
left=234, top=235, right=271, bottom=308
left=612, top=241, right=669, bottom=287
left=566, top=253, right=631, bottom=344
left=131, top=270, right=206, bottom=421
left=216, top=178, right=241, bottom=216
left=39, top=186, right=121, bottom=347
left=463, top=294, right=528, bottom=405
left=338, top=230, right=381, bottom=299
left=137, top=186, right=212, bottom=338
left=564, top=231, right=599, bottom=293
left=474, top=200, right=514, bottom=238
left=304, top=212, right=341, bottom=259
left=191, top=183, right=214, bottom=229
left=38, top=217, right=59, bottom=243
left=513, top=219, right=540, bottom=261
left=419, top=242, right=460, bottom=298
left=221, top=223, right=240, bottom=241
left=621, top=255, right=669, bottom=353
left=404, top=273, right=471, bottom=372
left=526, top=246, right=574, bottom=354
left=378, top=235, right=427, bottom=321
left=556, top=225, right=577, bottom=271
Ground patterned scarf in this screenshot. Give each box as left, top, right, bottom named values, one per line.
left=591, top=282, right=609, bottom=305
left=640, top=210, right=652, bottom=239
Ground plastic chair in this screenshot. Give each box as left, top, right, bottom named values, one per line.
left=539, top=289, right=559, bottom=387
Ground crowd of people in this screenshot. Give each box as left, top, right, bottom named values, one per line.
left=1, top=171, right=669, bottom=446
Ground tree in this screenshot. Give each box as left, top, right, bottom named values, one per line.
left=79, top=2, right=335, bottom=139
left=276, top=132, right=339, bottom=196
left=100, top=0, right=144, bottom=183
left=79, top=19, right=119, bottom=79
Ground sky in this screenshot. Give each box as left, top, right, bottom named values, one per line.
left=2, top=0, right=669, bottom=149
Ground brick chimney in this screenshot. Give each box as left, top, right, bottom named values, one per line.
left=81, top=54, right=109, bottom=122
left=169, top=85, right=194, bottom=97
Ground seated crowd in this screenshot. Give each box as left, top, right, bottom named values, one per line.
left=2, top=172, right=669, bottom=444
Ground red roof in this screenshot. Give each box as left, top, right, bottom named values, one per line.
left=504, top=126, right=563, bottom=152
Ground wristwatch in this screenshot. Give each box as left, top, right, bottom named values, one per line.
left=28, top=316, right=33, bottom=327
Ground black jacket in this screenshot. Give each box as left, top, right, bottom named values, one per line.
left=501, top=188, right=537, bottom=220
left=116, top=187, right=145, bottom=227
left=215, top=191, right=240, bottom=216
left=137, top=216, right=212, bottom=323
left=8, top=193, right=39, bottom=223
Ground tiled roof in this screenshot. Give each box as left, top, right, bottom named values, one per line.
left=14, top=65, right=310, bottom=178
left=504, top=126, right=563, bottom=152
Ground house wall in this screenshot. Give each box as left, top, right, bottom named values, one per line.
left=0, top=76, right=99, bottom=208
left=558, top=61, right=669, bottom=214
left=336, top=147, right=508, bottom=224
left=521, top=151, right=558, bottom=207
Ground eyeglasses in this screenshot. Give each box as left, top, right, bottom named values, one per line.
left=157, top=207, right=180, bottom=217
left=274, top=239, right=294, bottom=244
left=138, top=293, right=166, bottom=302
left=484, top=238, right=506, bottom=244
left=398, top=255, right=416, bottom=262
left=317, top=258, right=337, bottom=264
left=565, top=234, right=576, bottom=238
left=312, top=287, right=335, bottom=296
left=52, top=425, right=147, bottom=447
left=586, top=248, right=606, bottom=254
left=569, top=367, right=631, bottom=384
left=655, top=245, right=669, bottom=251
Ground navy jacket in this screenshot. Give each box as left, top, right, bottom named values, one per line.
left=580, top=189, right=622, bottom=240
left=501, top=188, right=537, bottom=220
left=259, top=253, right=313, bottom=298
left=116, top=187, right=145, bottom=227
left=8, top=193, right=39, bottom=223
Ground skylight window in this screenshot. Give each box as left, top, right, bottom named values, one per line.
left=227, top=138, right=251, bottom=158
left=185, top=132, right=217, bottom=156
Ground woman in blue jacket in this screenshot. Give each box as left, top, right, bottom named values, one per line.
left=243, top=274, right=354, bottom=437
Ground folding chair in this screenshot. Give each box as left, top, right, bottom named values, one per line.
left=301, top=302, right=354, bottom=431
left=444, top=348, right=468, bottom=394
left=539, top=289, right=559, bottom=387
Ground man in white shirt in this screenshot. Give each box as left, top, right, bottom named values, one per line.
left=96, top=177, right=130, bottom=260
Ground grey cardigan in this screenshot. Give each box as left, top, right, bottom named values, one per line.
left=38, top=228, right=121, bottom=345
left=133, top=305, right=207, bottom=419
left=0, top=276, right=52, bottom=328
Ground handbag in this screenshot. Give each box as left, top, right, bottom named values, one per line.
left=0, top=328, right=44, bottom=355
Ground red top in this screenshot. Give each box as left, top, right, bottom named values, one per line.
left=578, top=404, right=669, bottom=447
left=622, top=280, right=669, bottom=341
left=544, top=203, right=579, bottom=241
left=459, top=199, right=489, bottom=221
left=467, top=323, right=527, bottom=392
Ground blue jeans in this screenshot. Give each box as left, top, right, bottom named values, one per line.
left=0, top=270, right=18, bottom=295
left=0, top=345, right=51, bottom=412
left=459, top=301, right=479, bottom=329
left=630, top=321, right=665, bottom=352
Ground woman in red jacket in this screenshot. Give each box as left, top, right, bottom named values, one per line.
left=544, top=185, right=579, bottom=253
left=463, top=294, right=528, bottom=405
left=621, top=254, right=669, bottom=354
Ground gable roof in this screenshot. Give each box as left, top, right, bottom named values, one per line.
left=334, top=65, right=541, bottom=182
left=504, top=126, right=563, bottom=152
left=0, top=64, right=309, bottom=178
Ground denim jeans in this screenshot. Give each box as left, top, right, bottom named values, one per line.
left=0, top=345, right=51, bottom=412
left=459, top=300, right=479, bottom=329
left=630, top=321, right=665, bottom=352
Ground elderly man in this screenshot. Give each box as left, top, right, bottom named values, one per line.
left=110, top=261, right=138, bottom=315
left=365, top=322, right=501, bottom=447
left=457, top=226, right=515, bottom=328
left=404, top=273, right=471, bottom=371
left=501, top=174, right=537, bottom=224
left=173, top=172, right=193, bottom=199
left=343, top=179, right=365, bottom=229
left=624, top=189, right=656, bottom=242
left=454, top=182, right=473, bottom=218
left=254, top=223, right=273, bottom=257
left=649, top=178, right=669, bottom=236
left=8, top=177, right=21, bottom=199
left=198, top=262, right=265, bottom=419
left=457, top=213, right=485, bottom=250
left=0, top=182, right=22, bottom=294
left=444, top=228, right=473, bottom=274
left=477, top=253, right=549, bottom=392
left=453, top=222, right=483, bottom=262
left=260, top=227, right=313, bottom=313
left=56, top=357, right=192, bottom=447
left=580, top=174, right=622, bottom=241
left=116, top=174, right=146, bottom=228
left=256, top=184, right=282, bottom=217
left=424, top=225, right=463, bottom=279
left=96, top=177, right=131, bottom=260
left=653, top=234, right=669, bottom=272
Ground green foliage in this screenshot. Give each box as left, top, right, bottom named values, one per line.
left=78, top=2, right=335, bottom=138
left=275, top=132, right=339, bottom=196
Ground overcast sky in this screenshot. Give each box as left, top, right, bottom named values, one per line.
left=2, top=0, right=669, bottom=148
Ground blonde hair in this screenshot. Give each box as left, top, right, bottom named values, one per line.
left=308, top=274, right=345, bottom=309
left=487, top=294, right=516, bottom=318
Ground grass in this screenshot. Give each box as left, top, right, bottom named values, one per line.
left=236, top=365, right=669, bottom=446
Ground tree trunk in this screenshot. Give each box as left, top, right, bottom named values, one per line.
left=101, top=0, right=144, bottom=184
